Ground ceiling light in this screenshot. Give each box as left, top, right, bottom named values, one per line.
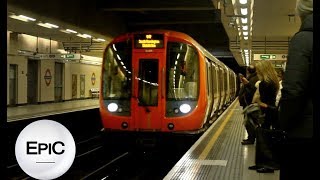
left=60, top=29, right=78, bottom=34
left=83, top=34, right=91, bottom=38
left=92, top=38, right=106, bottom=42
left=45, top=23, right=58, bottom=28
left=241, top=18, right=248, bottom=24
left=9, top=14, right=36, bottom=22
left=240, top=8, right=248, bottom=15
left=37, top=22, right=59, bottom=29
left=239, top=0, right=248, bottom=5
left=245, top=58, right=250, bottom=66
left=66, top=29, right=77, bottom=33
left=244, top=36, right=248, bottom=40
left=242, top=25, right=248, bottom=30
left=243, top=31, right=248, bottom=36
left=76, top=33, right=92, bottom=39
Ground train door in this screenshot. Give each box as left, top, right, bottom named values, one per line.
left=27, top=60, right=38, bottom=104
left=205, top=60, right=213, bottom=122
left=132, top=53, right=164, bottom=130
left=9, top=64, right=18, bottom=106
left=210, top=62, right=219, bottom=118
left=218, top=66, right=225, bottom=111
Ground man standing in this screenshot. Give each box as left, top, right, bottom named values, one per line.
left=278, top=0, right=314, bottom=179
left=239, top=65, right=259, bottom=145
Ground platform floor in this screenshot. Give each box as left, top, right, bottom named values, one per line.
left=164, top=101, right=279, bottom=180
left=7, top=99, right=99, bottom=122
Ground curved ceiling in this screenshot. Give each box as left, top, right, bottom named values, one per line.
left=7, top=0, right=301, bottom=73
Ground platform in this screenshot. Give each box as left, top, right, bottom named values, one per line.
left=7, top=99, right=99, bottom=122
left=164, top=100, right=279, bottom=180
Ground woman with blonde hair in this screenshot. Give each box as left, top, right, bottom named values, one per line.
left=248, top=60, right=280, bottom=173
left=253, top=61, right=279, bottom=109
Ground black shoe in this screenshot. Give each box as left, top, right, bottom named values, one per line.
left=248, top=165, right=261, bottom=170
left=256, top=167, right=274, bottom=173
left=241, top=140, right=254, bottom=145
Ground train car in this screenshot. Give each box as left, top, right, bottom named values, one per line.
left=99, top=30, right=237, bottom=139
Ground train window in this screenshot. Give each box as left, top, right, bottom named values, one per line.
left=166, top=42, right=199, bottom=100
left=102, top=40, right=132, bottom=99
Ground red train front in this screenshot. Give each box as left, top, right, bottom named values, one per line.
left=99, top=30, right=235, bottom=136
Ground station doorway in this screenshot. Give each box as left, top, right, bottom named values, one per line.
left=9, top=64, right=18, bottom=106
left=80, top=74, right=85, bottom=98
left=54, top=62, right=63, bottom=101
left=27, top=60, right=38, bottom=104
left=72, top=74, right=77, bottom=99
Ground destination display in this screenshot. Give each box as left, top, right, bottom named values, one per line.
left=134, top=34, right=164, bottom=48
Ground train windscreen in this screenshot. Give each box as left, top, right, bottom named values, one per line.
left=102, top=41, right=132, bottom=99
left=166, top=42, right=199, bottom=100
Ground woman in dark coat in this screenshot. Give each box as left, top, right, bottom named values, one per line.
left=248, top=60, right=279, bottom=173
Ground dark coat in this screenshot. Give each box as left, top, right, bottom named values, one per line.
left=239, top=73, right=259, bottom=107
left=278, top=14, right=313, bottom=138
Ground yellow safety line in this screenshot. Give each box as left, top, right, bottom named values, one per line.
left=198, top=101, right=238, bottom=160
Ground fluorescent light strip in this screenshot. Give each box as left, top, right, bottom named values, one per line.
left=92, top=38, right=106, bottom=42
left=45, top=23, right=59, bottom=28
left=77, top=34, right=92, bottom=39
left=83, top=34, right=91, bottom=38
left=60, top=29, right=77, bottom=34
left=37, top=23, right=54, bottom=29
left=242, top=25, right=248, bottom=30
left=60, top=29, right=71, bottom=34
left=37, top=22, right=59, bottom=29
left=19, top=15, right=36, bottom=21
left=240, top=8, right=248, bottom=15
left=66, top=29, right=77, bottom=33
left=239, top=0, right=247, bottom=5
left=9, top=14, right=36, bottom=22
left=241, top=18, right=248, bottom=24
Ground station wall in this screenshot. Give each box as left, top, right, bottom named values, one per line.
left=7, top=31, right=102, bottom=106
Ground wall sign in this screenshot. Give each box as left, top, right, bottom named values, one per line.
left=91, top=73, right=96, bottom=85
left=44, top=69, right=52, bottom=86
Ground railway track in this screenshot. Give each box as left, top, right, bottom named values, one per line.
left=6, top=109, right=198, bottom=179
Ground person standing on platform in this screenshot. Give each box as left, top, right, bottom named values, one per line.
left=278, top=0, right=314, bottom=179
left=238, top=65, right=259, bottom=145
left=248, top=60, right=279, bottom=173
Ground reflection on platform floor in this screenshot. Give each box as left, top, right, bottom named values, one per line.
left=7, top=99, right=99, bottom=122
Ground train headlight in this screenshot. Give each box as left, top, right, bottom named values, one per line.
left=107, top=103, right=118, bottom=112
left=179, top=104, right=191, bottom=114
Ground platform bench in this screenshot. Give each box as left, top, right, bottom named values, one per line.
left=90, top=88, right=99, bottom=98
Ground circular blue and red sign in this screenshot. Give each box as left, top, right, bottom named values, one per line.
left=44, top=69, right=52, bottom=86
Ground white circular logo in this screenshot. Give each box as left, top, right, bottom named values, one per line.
left=15, top=120, right=76, bottom=179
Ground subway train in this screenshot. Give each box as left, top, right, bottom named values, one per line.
left=99, top=30, right=237, bottom=141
